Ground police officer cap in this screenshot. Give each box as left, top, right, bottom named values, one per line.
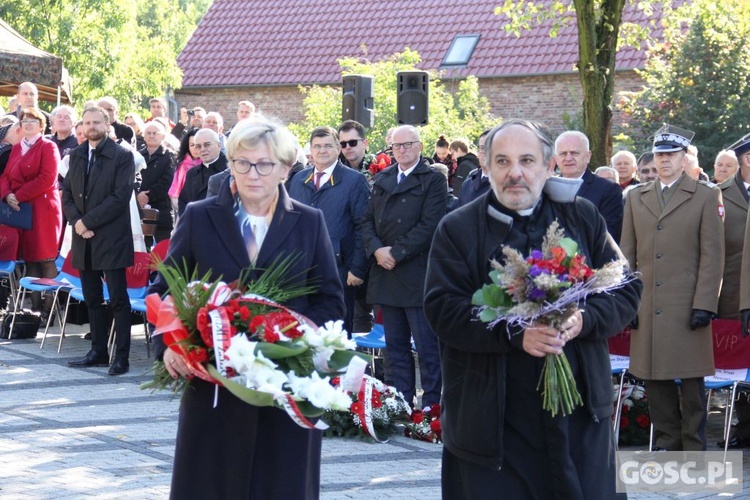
left=727, top=132, right=750, bottom=159
left=652, top=123, right=695, bottom=153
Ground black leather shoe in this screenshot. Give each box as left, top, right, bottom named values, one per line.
left=108, top=358, right=129, bottom=376
left=718, top=436, right=750, bottom=449
left=68, top=350, right=109, bottom=367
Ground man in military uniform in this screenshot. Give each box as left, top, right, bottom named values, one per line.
left=621, top=124, right=725, bottom=451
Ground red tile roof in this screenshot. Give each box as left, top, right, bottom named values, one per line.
left=178, top=0, right=659, bottom=88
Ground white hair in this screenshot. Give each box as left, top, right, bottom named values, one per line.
left=555, top=130, right=589, bottom=152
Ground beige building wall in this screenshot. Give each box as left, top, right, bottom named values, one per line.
left=175, top=70, right=644, bottom=133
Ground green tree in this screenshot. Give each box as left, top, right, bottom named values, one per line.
left=495, top=0, right=662, bottom=168
left=620, top=0, right=750, bottom=168
left=0, top=0, right=211, bottom=113
left=288, top=48, right=497, bottom=154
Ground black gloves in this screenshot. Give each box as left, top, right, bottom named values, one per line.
left=629, top=315, right=638, bottom=330
left=741, top=310, right=750, bottom=338
left=689, top=309, right=712, bottom=330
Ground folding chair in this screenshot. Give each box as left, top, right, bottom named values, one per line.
left=16, top=253, right=80, bottom=349
left=354, top=323, right=385, bottom=376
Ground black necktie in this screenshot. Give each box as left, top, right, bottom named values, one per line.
left=87, top=150, right=95, bottom=175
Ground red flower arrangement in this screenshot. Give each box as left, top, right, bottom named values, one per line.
left=404, top=404, right=442, bottom=443
left=142, top=258, right=370, bottom=429
left=368, top=153, right=392, bottom=176
left=322, top=374, right=411, bottom=441
left=615, top=379, right=650, bottom=446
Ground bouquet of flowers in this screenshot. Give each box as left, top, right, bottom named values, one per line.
left=143, top=257, right=370, bottom=429
left=368, top=152, right=392, bottom=177
left=404, top=404, right=442, bottom=443
left=322, top=374, right=411, bottom=442
left=615, top=379, right=650, bottom=446
left=472, top=221, right=632, bottom=417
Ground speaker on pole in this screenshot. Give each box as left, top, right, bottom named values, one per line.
left=342, top=75, right=374, bottom=128
left=397, top=71, right=429, bottom=125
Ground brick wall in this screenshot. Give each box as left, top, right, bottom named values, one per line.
left=175, top=70, right=644, bottom=132
left=477, top=71, right=644, bottom=135
left=174, top=86, right=306, bottom=129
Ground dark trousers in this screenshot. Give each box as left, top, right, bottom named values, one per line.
left=352, top=284, right=373, bottom=334
left=381, top=305, right=442, bottom=407
left=646, top=378, right=707, bottom=451
left=79, top=267, right=131, bottom=360
left=342, top=284, right=356, bottom=337
left=731, top=395, right=750, bottom=440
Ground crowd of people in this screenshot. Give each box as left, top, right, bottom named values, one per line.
left=3, top=79, right=750, bottom=498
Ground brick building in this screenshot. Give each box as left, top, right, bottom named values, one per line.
left=175, top=0, right=658, bottom=134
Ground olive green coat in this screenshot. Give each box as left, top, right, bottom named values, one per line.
left=718, top=175, right=749, bottom=319
left=621, top=174, right=724, bottom=379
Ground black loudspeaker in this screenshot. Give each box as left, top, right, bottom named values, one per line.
left=397, top=71, right=429, bottom=125
left=342, top=75, right=374, bottom=128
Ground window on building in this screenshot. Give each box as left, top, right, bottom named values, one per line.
left=441, top=34, right=480, bottom=67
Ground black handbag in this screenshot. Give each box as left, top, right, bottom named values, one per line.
left=1, top=311, right=41, bottom=339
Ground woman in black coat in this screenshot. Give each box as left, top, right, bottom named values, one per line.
left=149, top=117, right=345, bottom=500
left=137, top=121, right=175, bottom=244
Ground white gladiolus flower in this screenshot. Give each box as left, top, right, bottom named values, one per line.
left=622, top=399, right=634, bottom=408
left=318, top=320, right=356, bottom=350
left=313, top=346, right=336, bottom=371
left=225, top=334, right=287, bottom=393
left=288, top=372, right=350, bottom=410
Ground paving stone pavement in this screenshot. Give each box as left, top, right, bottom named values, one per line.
left=0, top=322, right=748, bottom=499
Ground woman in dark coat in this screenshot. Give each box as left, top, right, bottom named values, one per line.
left=149, top=117, right=345, bottom=499
left=137, top=121, right=175, bottom=244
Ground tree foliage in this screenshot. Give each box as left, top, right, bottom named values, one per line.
left=495, top=0, right=661, bottom=169
left=288, top=49, right=497, bottom=154
left=620, top=0, right=750, bottom=168
left=0, top=0, right=212, bottom=113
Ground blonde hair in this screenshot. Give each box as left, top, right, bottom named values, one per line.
left=226, top=115, right=297, bottom=167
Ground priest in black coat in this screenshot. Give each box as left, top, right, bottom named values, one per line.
left=425, top=120, right=641, bottom=499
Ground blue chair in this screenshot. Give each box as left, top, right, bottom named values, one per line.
left=18, top=271, right=81, bottom=349
left=106, top=286, right=148, bottom=362
left=354, top=324, right=385, bottom=375
left=0, top=260, right=19, bottom=314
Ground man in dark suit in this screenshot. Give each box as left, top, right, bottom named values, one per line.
left=97, top=97, right=134, bottom=147
left=11, top=82, right=51, bottom=134
left=455, top=129, right=491, bottom=208
left=361, top=125, right=446, bottom=410
left=178, top=129, right=227, bottom=215
left=289, top=126, right=370, bottom=335
left=62, top=106, right=135, bottom=375
left=555, top=131, right=624, bottom=242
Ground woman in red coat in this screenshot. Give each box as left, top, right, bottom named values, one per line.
left=0, top=108, right=62, bottom=318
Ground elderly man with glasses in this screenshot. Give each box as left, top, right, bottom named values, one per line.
left=178, top=128, right=227, bottom=215
left=288, top=126, right=370, bottom=335
left=361, top=125, right=446, bottom=411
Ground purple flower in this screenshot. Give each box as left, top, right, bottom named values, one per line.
left=530, top=250, right=543, bottom=260
left=528, top=287, right=547, bottom=301
left=529, top=265, right=542, bottom=277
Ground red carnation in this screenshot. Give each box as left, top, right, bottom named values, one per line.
left=620, top=416, right=630, bottom=429
left=350, top=402, right=362, bottom=414
left=372, top=394, right=383, bottom=408
left=429, top=404, right=441, bottom=418
left=187, top=346, right=208, bottom=365
left=636, top=414, right=650, bottom=429
left=430, top=419, right=441, bottom=433
left=238, top=306, right=251, bottom=321
left=412, top=412, right=424, bottom=424
left=196, top=307, right=213, bottom=347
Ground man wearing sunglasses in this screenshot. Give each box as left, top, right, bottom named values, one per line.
left=337, top=120, right=370, bottom=172
left=288, top=126, right=370, bottom=335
